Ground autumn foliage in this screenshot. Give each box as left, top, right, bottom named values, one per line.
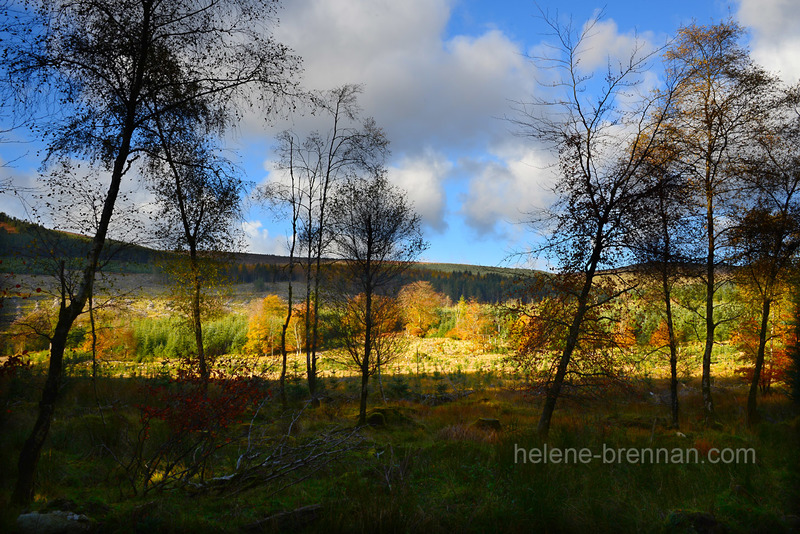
left=245, top=295, right=300, bottom=356
left=732, top=315, right=794, bottom=395
left=398, top=281, right=446, bottom=336
left=131, top=356, right=267, bottom=493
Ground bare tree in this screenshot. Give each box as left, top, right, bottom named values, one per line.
left=256, top=131, right=304, bottom=407
left=629, top=149, right=696, bottom=428
left=1, top=0, right=300, bottom=505
left=510, top=9, right=672, bottom=439
left=146, top=113, right=246, bottom=384
left=267, top=84, right=389, bottom=401
left=327, top=172, right=427, bottom=425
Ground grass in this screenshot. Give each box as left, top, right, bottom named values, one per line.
left=1, top=347, right=798, bottom=533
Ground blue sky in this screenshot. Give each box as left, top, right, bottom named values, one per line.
left=3, top=0, right=800, bottom=267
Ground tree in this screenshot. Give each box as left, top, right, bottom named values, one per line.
left=730, top=83, right=800, bottom=426
left=332, top=293, right=405, bottom=403
left=1, top=0, right=299, bottom=505
left=147, top=117, right=245, bottom=384
left=510, top=10, right=673, bottom=439
left=398, top=281, right=445, bottom=336
left=327, top=172, right=427, bottom=425
left=245, top=294, right=293, bottom=358
left=660, top=20, right=773, bottom=423
left=629, top=146, right=697, bottom=428
left=447, top=297, right=494, bottom=351
left=267, top=84, right=389, bottom=401
left=256, top=132, right=304, bottom=407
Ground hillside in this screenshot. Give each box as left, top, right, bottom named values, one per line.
left=0, top=212, right=530, bottom=303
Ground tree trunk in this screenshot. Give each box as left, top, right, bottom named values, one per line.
left=279, top=265, right=293, bottom=408
left=377, top=354, right=386, bottom=404
left=358, top=290, right=373, bottom=426
left=192, top=258, right=208, bottom=384
left=304, top=248, right=316, bottom=399
left=747, top=297, right=771, bottom=427
left=11, top=317, right=71, bottom=505
left=537, top=237, right=602, bottom=439
left=702, top=186, right=716, bottom=423
left=536, top=295, right=588, bottom=440
left=664, top=281, right=680, bottom=428
left=12, top=90, right=137, bottom=502
left=658, top=196, right=680, bottom=428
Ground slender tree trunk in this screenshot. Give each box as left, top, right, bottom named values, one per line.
left=537, top=236, right=602, bottom=440
left=377, top=350, right=386, bottom=404
left=702, top=185, right=716, bottom=423
left=12, top=313, right=70, bottom=505
left=536, top=291, right=590, bottom=439
left=304, top=246, right=316, bottom=398
left=279, top=264, right=293, bottom=408
left=358, top=289, right=373, bottom=426
left=189, top=249, right=208, bottom=384
left=662, top=270, right=680, bottom=428
left=88, top=293, right=106, bottom=427
left=12, top=78, right=141, bottom=502
left=279, top=145, right=299, bottom=409
left=193, top=282, right=206, bottom=382
left=310, top=256, right=322, bottom=403
left=656, top=189, right=680, bottom=429
left=747, top=296, right=772, bottom=427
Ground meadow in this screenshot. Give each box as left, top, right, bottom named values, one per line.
left=1, top=281, right=798, bottom=533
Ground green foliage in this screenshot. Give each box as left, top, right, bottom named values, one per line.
left=432, top=307, right=458, bottom=338
left=132, top=315, right=247, bottom=362
left=203, top=314, right=248, bottom=357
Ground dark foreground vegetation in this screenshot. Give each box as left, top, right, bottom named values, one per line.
left=1, top=354, right=798, bottom=533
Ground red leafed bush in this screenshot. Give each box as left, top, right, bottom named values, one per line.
left=128, top=355, right=270, bottom=494
left=0, top=351, right=32, bottom=378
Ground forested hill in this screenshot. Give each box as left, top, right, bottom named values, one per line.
left=0, top=212, right=530, bottom=303
left=0, top=212, right=163, bottom=274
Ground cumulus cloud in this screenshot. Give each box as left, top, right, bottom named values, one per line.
left=247, top=1, right=658, bottom=255
left=242, top=220, right=287, bottom=255
left=388, top=150, right=451, bottom=233
left=576, top=18, right=657, bottom=74
left=737, top=0, right=800, bottom=82
left=269, top=0, right=535, bottom=155
left=245, top=0, right=552, bottom=252
left=459, top=144, right=555, bottom=237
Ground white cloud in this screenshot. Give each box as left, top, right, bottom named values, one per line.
left=242, top=220, right=287, bottom=255
left=245, top=0, right=547, bottom=255
left=576, top=18, right=656, bottom=73
left=459, top=144, right=555, bottom=237
left=223, top=3, right=672, bottom=264
left=737, top=0, right=800, bottom=82
left=267, top=0, right=535, bottom=156
left=388, top=150, right=451, bottom=233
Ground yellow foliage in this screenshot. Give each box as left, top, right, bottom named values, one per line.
left=245, top=295, right=299, bottom=356
left=398, top=281, right=445, bottom=336
left=447, top=297, right=493, bottom=351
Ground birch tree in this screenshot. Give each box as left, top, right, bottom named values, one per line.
left=1, top=0, right=299, bottom=505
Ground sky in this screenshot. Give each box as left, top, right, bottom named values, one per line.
left=2, top=0, right=800, bottom=267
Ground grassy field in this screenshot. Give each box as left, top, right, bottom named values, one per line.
left=1, top=336, right=798, bottom=533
